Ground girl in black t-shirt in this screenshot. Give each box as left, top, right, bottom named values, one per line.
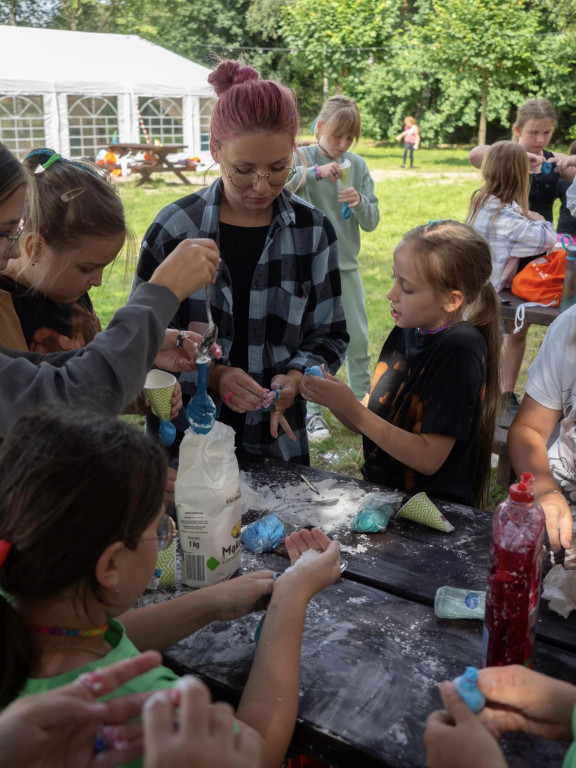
left=301, top=221, right=501, bottom=507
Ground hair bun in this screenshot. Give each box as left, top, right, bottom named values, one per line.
left=23, top=148, right=59, bottom=171
left=208, top=60, right=259, bottom=97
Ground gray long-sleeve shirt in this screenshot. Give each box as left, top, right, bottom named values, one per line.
left=0, top=282, right=178, bottom=436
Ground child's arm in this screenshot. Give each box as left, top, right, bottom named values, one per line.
left=338, top=157, right=380, bottom=232
left=236, top=529, right=341, bottom=768
left=118, top=572, right=275, bottom=651
left=396, top=130, right=406, bottom=141
left=301, top=374, right=455, bottom=475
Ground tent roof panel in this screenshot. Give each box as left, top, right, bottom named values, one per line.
left=0, top=26, right=214, bottom=97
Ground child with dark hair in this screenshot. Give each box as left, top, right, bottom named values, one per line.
left=0, top=406, right=341, bottom=768
left=302, top=220, right=501, bottom=507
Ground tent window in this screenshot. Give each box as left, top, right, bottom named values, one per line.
left=138, top=98, right=183, bottom=144
left=0, top=96, right=45, bottom=158
left=68, top=96, right=118, bottom=159
left=200, top=99, right=215, bottom=151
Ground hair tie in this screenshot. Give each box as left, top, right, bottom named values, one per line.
left=0, top=540, right=12, bottom=568
left=42, top=153, right=62, bottom=170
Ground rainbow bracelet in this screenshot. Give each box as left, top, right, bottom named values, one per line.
left=313, top=165, right=321, bottom=181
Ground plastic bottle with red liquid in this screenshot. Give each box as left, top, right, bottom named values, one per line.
left=482, top=472, right=546, bottom=668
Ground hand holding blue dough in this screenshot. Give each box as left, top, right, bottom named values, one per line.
left=452, top=666, right=485, bottom=713
left=262, top=385, right=282, bottom=413
left=541, top=161, right=552, bottom=175
left=341, top=202, right=351, bottom=219
left=304, top=365, right=324, bottom=377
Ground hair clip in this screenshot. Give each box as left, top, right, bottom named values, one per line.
left=42, top=153, right=62, bottom=170
left=61, top=188, right=87, bottom=202
left=310, top=116, right=319, bottom=134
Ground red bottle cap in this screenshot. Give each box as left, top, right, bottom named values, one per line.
left=509, top=472, right=535, bottom=502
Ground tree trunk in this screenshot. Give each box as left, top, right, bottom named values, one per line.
left=478, top=71, right=488, bottom=145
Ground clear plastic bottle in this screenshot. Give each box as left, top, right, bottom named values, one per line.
left=482, top=472, right=546, bottom=668
left=561, top=246, right=576, bottom=313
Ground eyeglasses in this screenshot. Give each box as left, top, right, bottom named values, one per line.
left=0, top=219, right=24, bottom=258
left=132, top=514, right=177, bottom=551
left=219, top=156, right=296, bottom=189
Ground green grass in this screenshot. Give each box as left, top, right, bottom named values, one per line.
left=91, top=143, right=547, bottom=509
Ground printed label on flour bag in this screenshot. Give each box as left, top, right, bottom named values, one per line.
left=175, top=421, right=242, bottom=587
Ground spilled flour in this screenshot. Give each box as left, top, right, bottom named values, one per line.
left=240, top=471, right=403, bottom=541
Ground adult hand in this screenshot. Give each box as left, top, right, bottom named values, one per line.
left=269, top=373, right=299, bottom=441
left=210, top=366, right=275, bottom=413
left=477, top=665, right=576, bottom=741
left=276, top=528, right=342, bottom=601
left=541, top=492, right=573, bottom=553
left=300, top=369, right=356, bottom=413
left=424, top=681, right=508, bottom=768
left=210, top=571, right=275, bottom=621
left=143, top=676, right=261, bottom=768
left=0, top=651, right=162, bottom=768
left=338, top=187, right=361, bottom=208
left=149, top=238, right=219, bottom=302
left=154, top=329, right=222, bottom=373
left=316, top=162, right=341, bottom=184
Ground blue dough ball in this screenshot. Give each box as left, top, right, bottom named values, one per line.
left=541, top=161, right=552, bottom=175
left=452, top=666, right=486, bottom=714
left=305, top=365, right=323, bottom=377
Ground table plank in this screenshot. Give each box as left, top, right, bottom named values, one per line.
left=160, top=554, right=572, bottom=768
left=238, top=456, right=576, bottom=652
left=498, top=289, right=559, bottom=327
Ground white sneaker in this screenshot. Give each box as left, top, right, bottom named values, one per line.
left=306, top=414, right=330, bottom=442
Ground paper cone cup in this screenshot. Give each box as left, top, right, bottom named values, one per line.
left=397, top=492, right=455, bottom=533
left=144, top=370, right=176, bottom=421
left=339, top=159, right=351, bottom=187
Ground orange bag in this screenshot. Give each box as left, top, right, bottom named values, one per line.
left=511, top=249, right=567, bottom=307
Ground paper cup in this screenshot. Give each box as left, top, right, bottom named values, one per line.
left=339, top=159, right=351, bottom=187
left=144, top=369, right=176, bottom=422
left=397, top=492, right=455, bottom=533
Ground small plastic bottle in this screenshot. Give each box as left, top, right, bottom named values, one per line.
left=482, top=473, right=545, bottom=668
left=434, top=586, right=486, bottom=620
left=561, top=246, right=576, bottom=313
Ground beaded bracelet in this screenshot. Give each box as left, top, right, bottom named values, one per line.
left=536, top=488, right=561, bottom=500
left=313, top=165, right=321, bottom=181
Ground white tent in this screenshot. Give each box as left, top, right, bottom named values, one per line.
left=0, top=26, right=215, bottom=161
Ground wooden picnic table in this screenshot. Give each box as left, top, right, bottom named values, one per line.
left=105, top=143, right=193, bottom=186
left=142, top=456, right=576, bottom=768
left=498, top=289, right=560, bottom=327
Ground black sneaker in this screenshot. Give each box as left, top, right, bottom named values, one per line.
left=502, top=391, right=520, bottom=412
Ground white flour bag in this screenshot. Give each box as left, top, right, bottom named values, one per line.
left=175, top=422, right=242, bottom=587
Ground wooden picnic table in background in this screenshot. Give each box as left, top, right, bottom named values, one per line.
left=106, top=143, right=193, bottom=186
left=141, top=456, right=576, bottom=768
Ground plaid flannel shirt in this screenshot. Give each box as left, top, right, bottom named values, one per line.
left=469, top=196, right=556, bottom=292
left=134, top=179, right=349, bottom=463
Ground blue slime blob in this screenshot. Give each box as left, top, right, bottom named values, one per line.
left=452, top=666, right=486, bottom=713
left=304, top=365, right=324, bottom=377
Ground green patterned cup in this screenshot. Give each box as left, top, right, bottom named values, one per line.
left=144, top=369, right=176, bottom=422
left=397, top=492, right=455, bottom=533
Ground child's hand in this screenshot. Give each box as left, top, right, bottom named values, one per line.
left=476, top=665, right=576, bottom=741
left=526, top=209, right=545, bottom=222
left=316, top=162, right=341, bottom=184
left=300, top=372, right=356, bottom=412
left=338, top=187, right=361, bottom=208
left=424, top=682, right=508, bottom=768
left=275, top=528, right=341, bottom=600
left=554, top=154, right=576, bottom=172
left=143, top=676, right=261, bottom=768
left=154, top=329, right=222, bottom=373
left=212, top=572, right=275, bottom=622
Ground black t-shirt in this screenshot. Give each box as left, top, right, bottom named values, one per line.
left=217, top=222, right=269, bottom=441
left=529, top=149, right=560, bottom=222
left=362, top=323, right=486, bottom=505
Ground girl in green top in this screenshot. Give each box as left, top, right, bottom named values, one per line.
left=290, top=95, right=379, bottom=441
left=0, top=407, right=341, bottom=768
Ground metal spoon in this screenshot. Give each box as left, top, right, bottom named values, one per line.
left=196, top=283, right=218, bottom=362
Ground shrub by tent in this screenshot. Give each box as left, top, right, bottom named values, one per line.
left=0, top=25, right=215, bottom=161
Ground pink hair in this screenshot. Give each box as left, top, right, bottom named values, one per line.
left=208, top=60, right=299, bottom=144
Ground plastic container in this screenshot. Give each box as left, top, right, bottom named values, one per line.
left=482, top=473, right=545, bottom=667
left=561, top=246, right=576, bottom=313
left=434, top=586, right=486, bottom=619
